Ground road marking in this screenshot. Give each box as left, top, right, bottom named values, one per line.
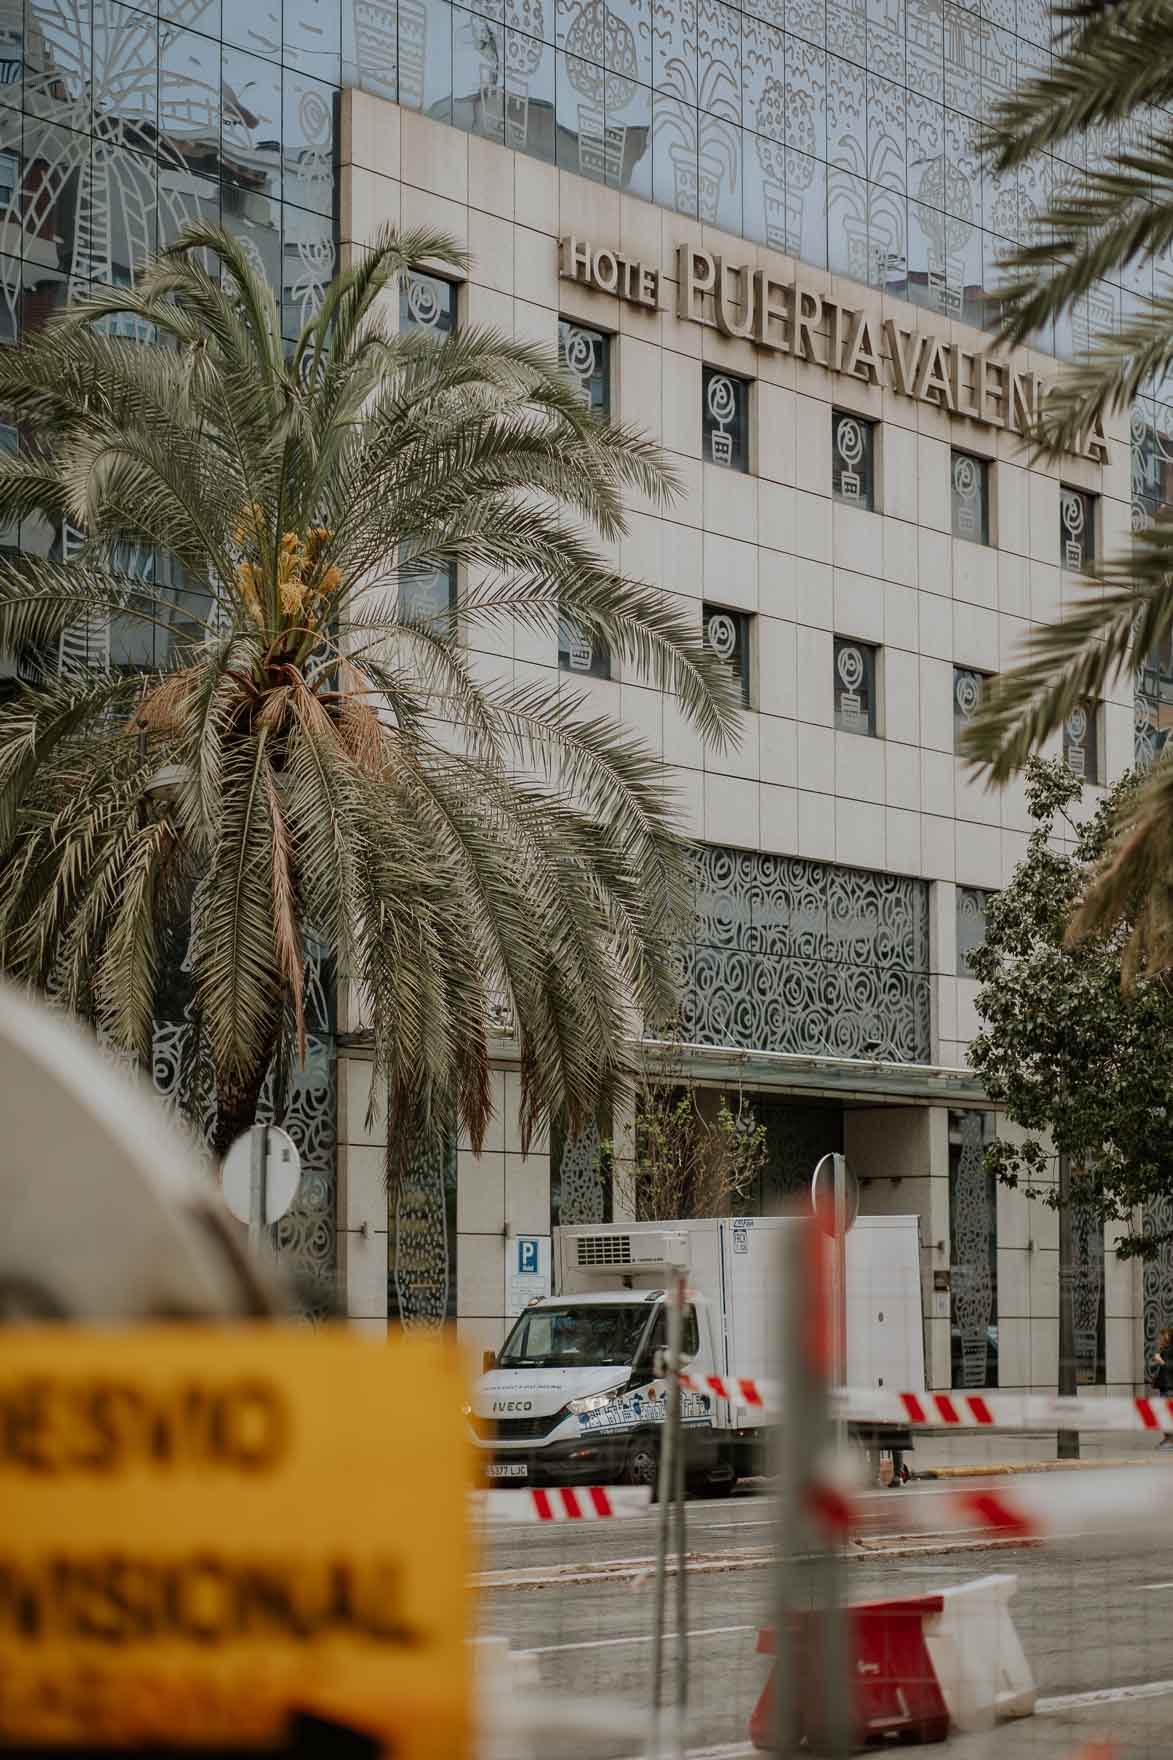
left=1038, top=1679, right=1173, bottom=1712
left=1142, top=1581, right=1173, bottom=1591
left=521, top=1622, right=757, bottom=1656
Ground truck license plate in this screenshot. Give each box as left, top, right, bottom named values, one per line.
left=487, top=1463, right=528, bottom=1479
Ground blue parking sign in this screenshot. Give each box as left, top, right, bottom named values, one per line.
left=517, top=1238, right=539, bottom=1275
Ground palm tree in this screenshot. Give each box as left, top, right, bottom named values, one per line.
left=960, top=8, right=1173, bottom=958
left=0, top=222, right=737, bottom=1160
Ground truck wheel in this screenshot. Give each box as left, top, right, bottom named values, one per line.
left=624, top=1438, right=659, bottom=1491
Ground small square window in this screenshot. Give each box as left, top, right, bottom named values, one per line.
left=951, top=450, right=989, bottom=544
left=559, top=611, right=611, bottom=679
left=1059, top=486, right=1096, bottom=572
left=953, top=666, right=992, bottom=754
left=400, top=560, right=458, bottom=630
left=559, top=320, right=610, bottom=418
left=832, top=410, right=875, bottom=509
left=702, top=368, right=748, bottom=472
left=703, top=604, right=752, bottom=707
left=400, top=270, right=458, bottom=334
left=1064, top=700, right=1099, bottom=784
left=833, top=636, right=877, bottom=736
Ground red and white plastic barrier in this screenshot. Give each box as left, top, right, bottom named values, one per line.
left=675, top=1375, right=1173, bottom=1435
left=898, top=1465, right=1173, bottom=1545
left=472, top=1484, right=652, bottom=1523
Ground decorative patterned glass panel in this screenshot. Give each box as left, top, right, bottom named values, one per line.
left=703, top=603, right=751, bottom=708
left=677, top=847, right=931, bottom=1063
left=750, top=1099, right=843, bottom=1213
left=949, top=1109, right=998, bottom=1390
left=400, top=269, right=458, bottom=333
left=956, top=884, right=994, bottom=977
left=388, top=1131, right=458, bottom=1329
left=702, top=367, right=748, bottom=471
left=831, top=409, right=875, bottom=509
left=1059, top=485, right=1095, bottom=572
left=400, top=559, right=458, bottom=629
left=149, top=931, right=338, bottom=1316
left=1144, top=1192, right=1173, bottom=1373
left=950, top=449, right=989, bottom=544
left=1063, top=700, right=1099, bottom=784
left=558, top=319, right=610, bottom=415
left=558, top=608, right=611, bottom=678
left=953, top=665, right=990, bottom=754
left=833, top=636, right=877, bottom=737
left=1072, top=1195, right=1105, bottom=1387
left=550, top=1116, right=611, bottom=1227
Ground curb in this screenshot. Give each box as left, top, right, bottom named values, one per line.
left=915, top=1456, right=1163, bottom=1478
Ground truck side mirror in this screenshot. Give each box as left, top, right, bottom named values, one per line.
left=482, top=1349, right=496, bottom=1373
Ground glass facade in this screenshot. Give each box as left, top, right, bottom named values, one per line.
left=831, top=408, right=874, bottom=507
left=702, top=366, right=747, bottom=469
left=955, top=882, right=993, bottom=976
left=1059, top=484, right=1094, bottom=572
left=950, top=447, right=988, bottom=543
left=1063, top=699, right=1098, bottom=783
left=833, top=634, right=877, bottom=735
left=703, top=602, right=751, bottom=706
left=559, top=318, right=610, bottom=412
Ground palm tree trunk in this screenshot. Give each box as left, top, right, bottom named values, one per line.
left=212, top=1064, right=272, bottom=1164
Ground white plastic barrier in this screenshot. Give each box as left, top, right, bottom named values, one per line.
left=921, top=1574, right=1036, bottom=1732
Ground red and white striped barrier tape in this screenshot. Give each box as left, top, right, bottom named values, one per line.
left=472, top=1484, right=652, bottom=1523
left=665, top=1377, right=1173, bottom=1434
left=832, top=1387, right=1173, bottom=1434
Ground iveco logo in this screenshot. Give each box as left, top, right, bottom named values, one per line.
left=492, top=1400, right=533, bottom=1413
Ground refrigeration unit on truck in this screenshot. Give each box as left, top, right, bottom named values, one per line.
left=467, top=1213, right=924, bottom=1491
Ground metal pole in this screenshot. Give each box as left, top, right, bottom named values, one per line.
left=248, top=1123, right=268, bottom=1259
left=1057, top=1152, right=1079, bottom=1460
left=649, top=1276, right=684, bottom=1760
left=771, top=1222, right=804, bottom=1757
left=671, top=1272, right=688, bottom=1760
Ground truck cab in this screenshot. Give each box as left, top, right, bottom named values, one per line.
left=470, top=1287, right=728, bottom=1490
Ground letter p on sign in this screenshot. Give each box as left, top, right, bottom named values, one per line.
left=518, top=1238, right=539, bottom=1276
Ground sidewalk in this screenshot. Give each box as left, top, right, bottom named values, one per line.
left=908, top=1427, right=1167, bottom=1478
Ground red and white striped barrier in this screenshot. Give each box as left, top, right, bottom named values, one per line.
left=833, top=1387, right=1173, bottom=1434
left=895, top=1464, right=1173, bottom=1545
left=667, top=1377, right=1173, bottom=1434
left=472, top=1484, right=652, bottom=1523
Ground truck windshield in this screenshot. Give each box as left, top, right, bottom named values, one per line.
left=497, top=1305, right=654, bottom=1369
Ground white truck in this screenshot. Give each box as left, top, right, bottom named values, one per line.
left=468, top=1214, right=924, bottom=1492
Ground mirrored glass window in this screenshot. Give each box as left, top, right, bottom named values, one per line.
left=831, top=410, right=875, bottom=508
left=703, top=603, right=752, bottom=708
left=950, top=449, right=990, bottom=544
left=956, top=885, right=995, bottom=977
left=400, top=270, right=458, bottom=334
left=1064, top=700, right=1100, bottom=784
left=833, top=636, right=877, bottom=736
left=558, top=319, right=610, bottom=416
left=702, top=367, right=748, bottom=471
left=1059, top=485, right=1096, bottom=572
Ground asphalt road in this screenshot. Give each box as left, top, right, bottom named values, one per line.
left=475, top=1479, right=1173, bottom=1758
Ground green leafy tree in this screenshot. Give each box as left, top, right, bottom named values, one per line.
left=968, top=758, right=1173, bottom=1256
left=960, top=9, right=1173, bottom=959
left=613, top=1067, right=768, bottom=1222
left=0, top=224, right=736, bottom=1159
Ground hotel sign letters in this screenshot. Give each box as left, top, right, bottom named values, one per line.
left=559, top=237, right=1108, bottom=463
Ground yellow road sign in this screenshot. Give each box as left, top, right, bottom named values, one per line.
left=0, top=1327, right=474, bottom=1756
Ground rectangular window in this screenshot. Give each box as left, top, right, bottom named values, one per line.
left=400, top=560, right=457, bottom=630
left=833, top=636, right=877, bottom=736
left=1059, top=486, right=1096, bottom=572
left=702, top=367, right=748, bottom=472
left=559, top=610, right=611, bottom=679
left=949, top=1110, right=998, bottom=1390
left=559, top=320, right=610, bottom=418
left=1064, top=701, right=1100, bottom=784
left=953, top=666, right=992, bottom=754
left=400, top=271, right=458, bottom=335
left=1137, top=630, right=1173, bottom=768
left=703, top=604, right=752, bottom=708
left=956, top=885, right=996, bottom=977
left=951, top=450, right=990, bottom=544
left=831, top=410, right=875, bottom=509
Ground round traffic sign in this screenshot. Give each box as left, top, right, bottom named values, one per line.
left=810, top=1152, right=859, bottom=1237
left=221, top=1126, right=302, bottom=1226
